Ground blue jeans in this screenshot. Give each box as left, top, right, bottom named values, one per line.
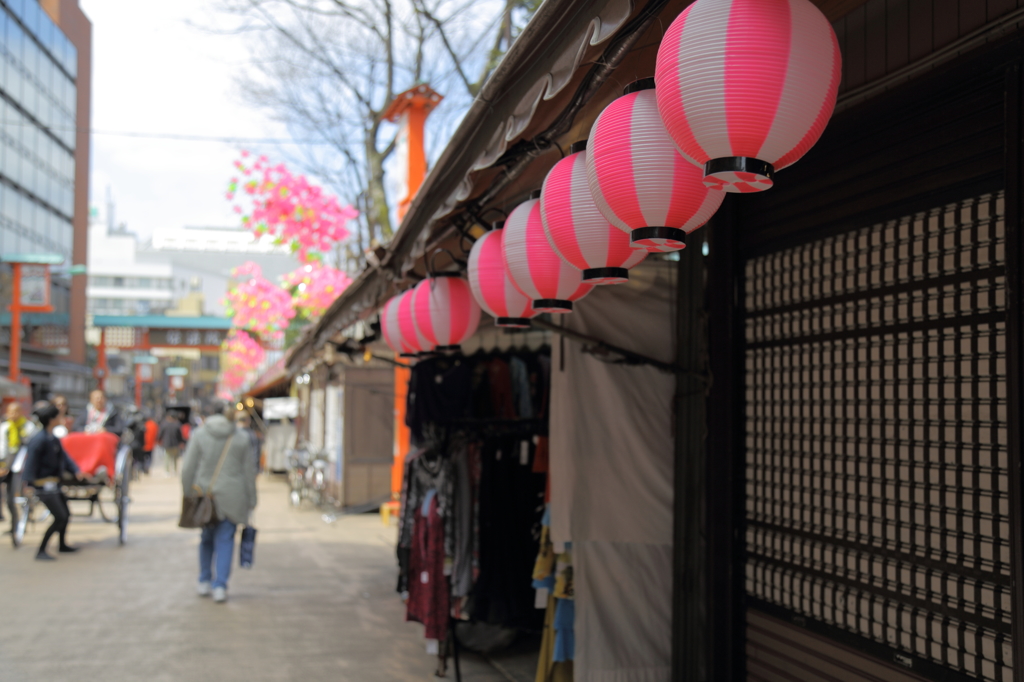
left=199, top=519, right=237, bottom=589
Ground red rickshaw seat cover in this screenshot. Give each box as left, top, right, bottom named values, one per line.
left=62, top=432, right=119, bottom=477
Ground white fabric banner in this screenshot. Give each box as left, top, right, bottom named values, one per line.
left=549, top=261, right=676, bottom=682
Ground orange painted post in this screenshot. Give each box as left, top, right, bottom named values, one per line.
left=134, top=329, right=150, bottom=407
left=392, top=357, right=411, bottom=497
left=382, top=84, right=443, bottom=223
left=8, top=264, right=21, bottom=382
left=96, top=328, right=108, bottom=392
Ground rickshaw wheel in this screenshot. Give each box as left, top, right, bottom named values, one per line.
left=117, top=460, right=131, bottom=545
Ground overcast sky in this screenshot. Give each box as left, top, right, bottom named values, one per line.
left=80, top=0, right=293, bottom=239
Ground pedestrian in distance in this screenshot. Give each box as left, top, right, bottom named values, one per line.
left=181, top=400, right=257, bottom=603
left=235, top=412, right=262, bottom=474
left=22, top=402, right=86, bottom=561
left=143, top=413, right=158, bottom=475
left=158, top=412, right=185, bottom=474
left=73, top=390, right=124, bottom=437
left=0, top=402, right=37, bottom=523
left=50, top=394, right=70, bottom=438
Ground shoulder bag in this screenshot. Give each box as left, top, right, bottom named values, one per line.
left=178, top=435, right=233, bottom=529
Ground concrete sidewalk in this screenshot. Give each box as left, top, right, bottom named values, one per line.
left=0, top=470, right=514, bottom=682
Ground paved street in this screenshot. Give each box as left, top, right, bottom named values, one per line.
left=0, top=467, right=521, bottom=682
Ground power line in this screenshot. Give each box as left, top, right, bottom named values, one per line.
left=1, top=119, right=335, bottom=144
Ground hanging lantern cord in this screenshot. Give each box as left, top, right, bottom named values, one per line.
left=530, top=317, right=704, bottom=379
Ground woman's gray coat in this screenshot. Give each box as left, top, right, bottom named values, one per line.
left=181, top=415, right=257, bottom=525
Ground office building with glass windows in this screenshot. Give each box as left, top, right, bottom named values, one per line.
left=0, top=0, right=91, bottom=406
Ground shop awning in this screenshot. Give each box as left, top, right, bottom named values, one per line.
left=284, top=0, right=867, bottom=375
left=245, top=356, right=289, bottom=397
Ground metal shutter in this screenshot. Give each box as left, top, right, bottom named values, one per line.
left=743, top=192, right=1010, bottom=681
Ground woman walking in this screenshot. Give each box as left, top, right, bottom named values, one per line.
left=180, top=401, right=256, bottom=603
left=22, top=403, right=85, bottom=560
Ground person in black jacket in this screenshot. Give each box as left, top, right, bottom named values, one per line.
left=158, top=412, right=185, bottom=473
left=22, top=402, right=85, bottom=561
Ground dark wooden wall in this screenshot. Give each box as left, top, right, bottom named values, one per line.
left=737, top=34, right=1014, bottom=256
left=834, top=0, right=1024, bottom=94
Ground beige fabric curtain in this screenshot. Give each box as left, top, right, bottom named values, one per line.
left=549, top=260, right=676, bottom=682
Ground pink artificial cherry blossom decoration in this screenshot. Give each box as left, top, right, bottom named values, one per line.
left=223, top=262, right=296, bottom=340
left=227, top=153, right=359, bottom=262
left=282, top=263, right=352, bottom=321
left=221, top=330, right=266, bottom=393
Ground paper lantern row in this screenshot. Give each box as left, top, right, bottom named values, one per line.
left=381, top=275, right=481, bottom=355
left=384, top=0, right=840, bottom=348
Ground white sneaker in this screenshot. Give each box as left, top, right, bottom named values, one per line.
left=212, top=587, right=227, bottom=603
left=197, top=582, right=211, bottom=597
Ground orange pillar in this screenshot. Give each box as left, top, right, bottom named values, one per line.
left=397, top=105, right=428, bottom=223
left=134, top=329, right=150, bottom=408
left=392, top=358, right=411, bottom=497
left=382, top=84, right=443, bottom=224
left=96, top=328, right=108, bottom=392
left=8, top=263, right=21, bottom=382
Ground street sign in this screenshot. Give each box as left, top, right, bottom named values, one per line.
left=165, top=367, right=189, bottom=376
left=19, top=265, right=50, bottom=309
left=134, top=355, right=159, bottom=364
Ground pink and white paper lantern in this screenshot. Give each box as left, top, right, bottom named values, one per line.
left=503, top=193, right=594, bottom=313
left=587, top=80, right=723, bottom=251
left=396, top=289, right=429, bottom=355
left=541, top=141, right=646, bottom=284
left=655, top=0, right=841, bottom=193
left=381, top=292, right=420, bottom=355
left=468, top=225, right=536, bottom=327
left=412, top=275, right=481, bottom=351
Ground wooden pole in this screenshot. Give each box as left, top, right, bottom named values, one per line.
left=9, top=263, right=21, bottom=382
left=97, top=327, right=108, bottom=392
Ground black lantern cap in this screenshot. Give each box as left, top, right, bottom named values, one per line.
left=533, top=299, right=573, bottom=312
left=569, top=140, right=587, bottom=154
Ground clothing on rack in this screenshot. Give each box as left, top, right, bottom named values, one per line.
left=398, top=450, right=455, bottom=558
left=510, top=356, right=533, bottom=418
left=406, top=357, right=473, bottom=445
left=406, top=493, right=450, bottom=641
left=536, top=592, right=574, bottom=682
left=470, top=436, right=546, bottom=629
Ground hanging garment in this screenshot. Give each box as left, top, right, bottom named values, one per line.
left=406, top=356, right=474, bottom=444
left=399, top=451, right=456, bottom=560
left=471, top=436, right=546, bottom=629
left=451, top=437, right=475, bottom=598
left=552, top=546, right=574, bottom=600
left=553, top=598, right=576, bottom=663
left=485, top=357, right=516, bottom=419
left=533, top=508, right=555, bottom=584
left=406, top=493, right=451, bottom=641
left=510, top=356, right=533, bottom=418
left=536, top=592, right=575, bottom=682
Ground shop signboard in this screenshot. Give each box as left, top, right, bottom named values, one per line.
left=150, top=329, right=225, bottom=347
left=19, top=265, right=50, bottom=309
left=263, top=397, right=299, bottom=420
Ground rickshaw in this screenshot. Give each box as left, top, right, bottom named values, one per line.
left=10, top=431, right=133, bottom=548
